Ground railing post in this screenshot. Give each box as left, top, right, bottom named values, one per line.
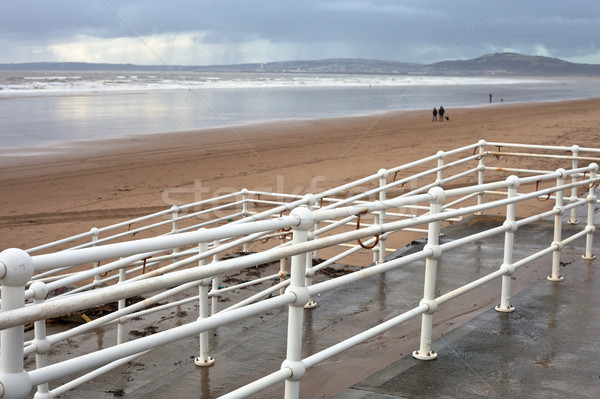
left=280, top=234, right=289, bottom=295
left=496, top=176, right=520, bottom=312
left=568, top=145, right=580, bottom=225
left=475, top=140, right=486, bottom=214
left=117, top=264, right=127, bottom=345
left=0, top=248, right=34, bottom=399
left=91, top=227, right=100, bottom=284
left=195, top=238, right=215, bottom=366
left=378, top=169, right=388, bottom=264
left=436, top=151, right=445, bottom=187
left=282, top=207, right=313, bottom=398
left=242, top=189, right=249, bottom=253
left=413, top=187, right=445, bottom=361
left=371, top=213, right=380, bottom=264
left=312, top=220, right=320, bottom=261
left=549, top=170, right=567, bottom=282
left=211, top=239, right=221, bottom=315
left=303, top=197, right=317, bottom=309
left=372, top=237, right=380, bottom=265
left=583, top=163, right=598, bottom=261
left=171, top=205, right=180, bottom=262
left=31, top=282, right=50, bottom=398
left=313, top=196, right=322, bottom=261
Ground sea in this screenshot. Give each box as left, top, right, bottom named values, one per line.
left=1, top=71, right=599, bottom=149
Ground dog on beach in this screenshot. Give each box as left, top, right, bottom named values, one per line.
left=445, top=116, right=449, bottom=121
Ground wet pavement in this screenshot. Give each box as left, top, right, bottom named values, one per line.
left=333, top=249, right=600, bottom=399
left=333, top=210, right=600, bottom=398
left=34, top=204, right=600, bottom=398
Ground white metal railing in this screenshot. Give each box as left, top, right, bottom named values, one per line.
left=0, top=140, right=599, bottom=398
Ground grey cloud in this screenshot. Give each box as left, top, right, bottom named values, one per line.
left=1, top=0, right=599, bottom=64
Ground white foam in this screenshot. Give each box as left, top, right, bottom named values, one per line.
left=0, top=72, right=554, bottom=97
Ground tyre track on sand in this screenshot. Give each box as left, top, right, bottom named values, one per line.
left=0, top=206, right=167, bottom=228
left=0, top=141, right=256, bottom=185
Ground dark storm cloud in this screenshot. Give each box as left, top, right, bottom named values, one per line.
left=1, top=0, right=599, bottom=64
left=1, top=1, right=120, bottom=40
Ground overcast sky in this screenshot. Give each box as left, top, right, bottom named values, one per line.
left=2, top=0, right=599, bottom=66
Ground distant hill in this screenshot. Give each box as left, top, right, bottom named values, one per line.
left=1, top=53, right=599, bottom=76
left=429, top=53, right=600, bottom=76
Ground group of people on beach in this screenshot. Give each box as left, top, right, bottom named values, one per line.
left=432, top=106, right=446, bottom=122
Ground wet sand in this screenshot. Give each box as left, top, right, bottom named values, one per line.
left=2, top=98, right=600, bottom=250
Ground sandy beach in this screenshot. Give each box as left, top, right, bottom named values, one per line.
left=1, top=98, right=600, bottom=251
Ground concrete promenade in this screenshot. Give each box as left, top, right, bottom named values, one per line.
left=334, top=249, right=600, bottom=398
left=334, top=213, right=600, bottom=398
left=49, top=209, right=600, bottom=398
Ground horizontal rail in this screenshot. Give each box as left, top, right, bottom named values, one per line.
left=51, top=351, right=150, bottom=397
left=219, top=369, right=292, bottom=399
left=224, top=302, right=430, bottom=398
left=303, top=303, right=429, bottom=368
left=487, top=151, right=600, bottom=162
left=31, top=216, right=299, bottom=271
left=7, top=173, right=596, bottom=325
left=486, top=141, right=600, bottom=154
left=27, top=293, right=295, bottom=387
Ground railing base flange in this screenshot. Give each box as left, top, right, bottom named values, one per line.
left=495, top=305, right=515, bottom=313
left=412, top=350, right=437, bottom=361
left=195, top=357, right=215, bottom=367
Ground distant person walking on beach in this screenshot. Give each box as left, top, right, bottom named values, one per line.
left=432, top=107, right=438, bottom=121
left=439, top=106, right=445, bottom=121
